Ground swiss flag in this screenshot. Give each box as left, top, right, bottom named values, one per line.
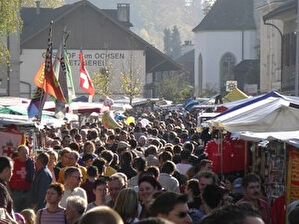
left=79, top=50, right=95, bottom=96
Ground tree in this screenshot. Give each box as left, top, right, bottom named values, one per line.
left=0, top=0, right=64, bottom=64
left=163, top=28, right=172, bottom=56
left=94, top=0, right=202, bottom=51
left=171, top=25, right=182, bottom=58
left=120, top=54, right=142, bottom=105
left=158, top=73, right=192, bottom=103
left=93, top=67, right=112, bottom=98
left=202, top=0, right=216, bottom=16
left=0, top=0, right=22, bottom=64
left=163, top=26, right=182, bottom=59
left=21, top=0, right=64, bottom=8
left=200, top=83, right=218, bottom=97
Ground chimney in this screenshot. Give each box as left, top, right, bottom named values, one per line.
left=117, top=3, right=130, bottom=23
left=36, top=0, right=40, bottom=15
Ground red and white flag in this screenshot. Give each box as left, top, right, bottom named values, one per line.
left=79, top=50, right=95, bottom=96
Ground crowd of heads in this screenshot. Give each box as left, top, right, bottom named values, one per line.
left=0, top=109, right=297, bottom=224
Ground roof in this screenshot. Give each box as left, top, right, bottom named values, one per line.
left=176, top=49, right=195, bottom=63
left=193, top=0, right=256, bottom=32
left=20, top=1, right=132, bottom=44
left=263, top=0, right=296, bottom=21
left=175, top=49, right=195, bottom=74
left=207, top=93, right=299, bottom=132
left=20, top=0, right=182, bottom=72
left=233, top=59, right=259, bottom=73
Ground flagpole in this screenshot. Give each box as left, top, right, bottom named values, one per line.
left=38, top=21, right=54, bottom=121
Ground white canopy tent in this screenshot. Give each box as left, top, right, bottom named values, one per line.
left=207, top=97, right=299, bottom=133
left=232, top=131, right=299, bottom=148
left=43, top=101, right=110, bottom=114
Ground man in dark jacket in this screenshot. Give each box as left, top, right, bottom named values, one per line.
left=0, top=156, right=15, bottom=222
left=30, top=152, right=52, bottom=211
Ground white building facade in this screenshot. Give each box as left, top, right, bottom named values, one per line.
left=193, top=0, right=258, bottom=96
left=256, top=0, right=285, bottom=93
left=20, top=49, right=146, bottom=95
left=194, top=30, right=258, bottom=95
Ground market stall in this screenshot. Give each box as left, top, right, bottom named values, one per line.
left=203, top=91, right=299, bottom=206
left=237, top=131, right=299, bottom=204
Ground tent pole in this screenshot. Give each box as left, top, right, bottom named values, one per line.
left=220, top=132, right=223, bottom=180
left=245, top=141, right=248, bottom=174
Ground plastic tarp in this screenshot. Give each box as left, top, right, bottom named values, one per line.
left=43, top=101, right=110, bottom=114
left=215, top=91, right=299, bottom=119
left=0, top=105, right=76, bottom=128
left=223, top=88, right=249, bottom=102
left=234, top=131, right=299, bottom=148
left=207, top=97, right=299, bottom=132
left=0, top=114, right=34, bottom=126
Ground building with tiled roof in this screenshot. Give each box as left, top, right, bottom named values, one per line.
left=2, top=0, right=183, bottom=98
left=193, top=0, right=258, bottom=96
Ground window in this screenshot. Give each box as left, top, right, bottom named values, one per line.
left=220, top=53, right=236, bottom=93
left=198, top=54, right=203, bottom=95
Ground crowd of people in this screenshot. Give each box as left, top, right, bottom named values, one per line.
left=0, top=109, right=298, bottom=224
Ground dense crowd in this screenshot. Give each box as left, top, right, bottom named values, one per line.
left=0, top=109, right=298, bottom=224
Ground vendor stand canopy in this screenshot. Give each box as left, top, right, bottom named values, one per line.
left=0, top=105, right=78, bottom=128
left=207, top=91, right=299, bottom=133
left=43, top=101, right=110, bottom=114
left=233, top=131, right=299, bottom=148
left=223, top=87, right=249, bottom=102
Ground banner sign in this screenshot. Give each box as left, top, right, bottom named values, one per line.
left=0, top=131, right=23, bottom=157
left=287, top=148, right=299, bottom=204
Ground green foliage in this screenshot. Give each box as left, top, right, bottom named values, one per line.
left=171, top=25, right=182, bottom=58
left=120, top=52, right=143, bottom=105
left=200, top=83, right=218, bottom=97
left=163, top=26, right=182, bottom=58
left=0, top=0, right=22, bottom=64
left=202, top=0, right=216, bottom=16
left=0, top=43, right=10, bottom=65
left=158, top=73, right=192, bottom=103
left=0, top=0, right=64, bottom=64
left=120, top=71, right=142, bottom=105
left=93, top=67, right=112, bottom=97
left=21, top=0, right=64, bottom=8
left=0, top=0, right=22, bottom=35
left=163, top=28, right=172, bottom=56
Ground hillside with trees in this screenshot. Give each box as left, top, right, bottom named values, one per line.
left=65, top=0, right=204, bottom=51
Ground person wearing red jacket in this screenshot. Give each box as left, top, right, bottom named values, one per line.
left=237, top=174, right=271, bottom=224
left=271, top=193, right=286, bottom=224
left=9, top=145, right=35, bottom=212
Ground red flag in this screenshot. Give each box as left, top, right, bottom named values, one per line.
left=43, top=21, right=66, bottom=103
left=79, top=50, right=95, bottom=96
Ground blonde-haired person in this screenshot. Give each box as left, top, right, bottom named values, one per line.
left=65, top=196, right=87, bottom=224
left=79, top=206, right=123, bottom=224
left=21, top=209, right=36, bottom=224
left=113, top=188, right=139, bottom=224
left=47, top=150, right=59, bottom=182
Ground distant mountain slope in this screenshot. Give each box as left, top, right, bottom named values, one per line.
left=65, top=0, right=203, bottom=51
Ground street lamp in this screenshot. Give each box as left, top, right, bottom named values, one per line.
left=263, top=18, right=283, bottom=92
left=295, top=0, right=299, bottom=95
